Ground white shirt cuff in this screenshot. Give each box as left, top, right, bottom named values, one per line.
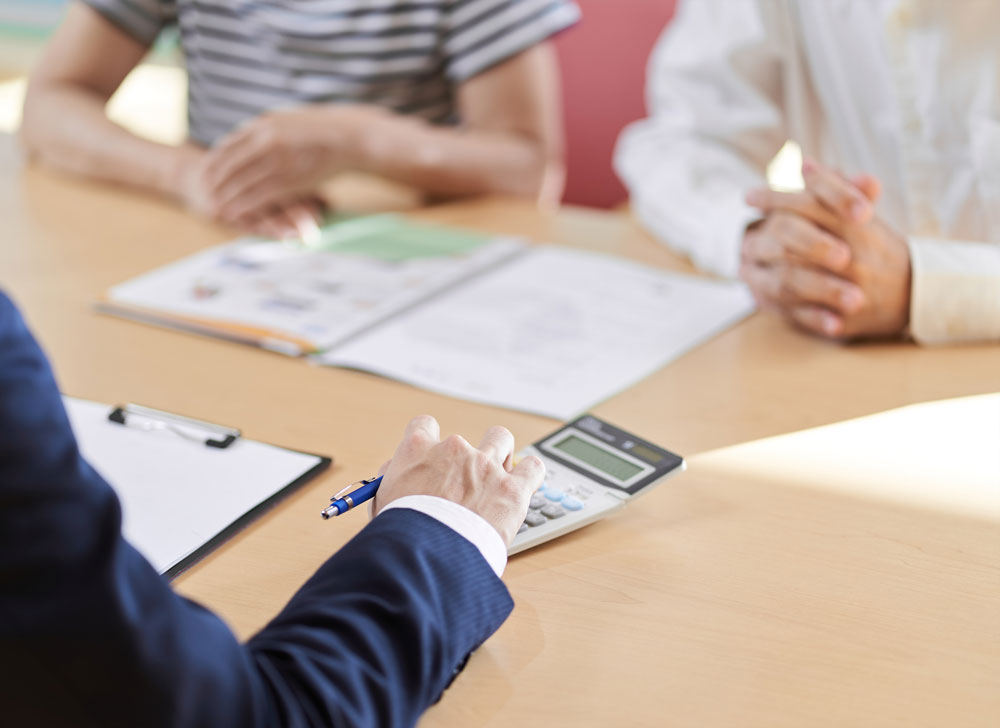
left=908, top=237, right=1000, bottom=344
left=379, top=495, right=508, bottom=578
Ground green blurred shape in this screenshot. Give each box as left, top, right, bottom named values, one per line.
left=312, top=214, right=491, bottom=261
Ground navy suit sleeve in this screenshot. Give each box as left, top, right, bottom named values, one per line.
left=0, top=291, right=514, bottom=728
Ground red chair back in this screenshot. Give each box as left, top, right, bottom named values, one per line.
left=554, top=0, right=678, bottom=208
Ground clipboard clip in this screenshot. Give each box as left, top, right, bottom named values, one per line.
left=108, top=404, right=241, bottom=449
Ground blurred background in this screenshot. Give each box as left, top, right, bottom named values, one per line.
left=0, top=0, right=800, bottom=205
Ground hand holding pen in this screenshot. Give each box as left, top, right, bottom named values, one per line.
left=320, top=415, right=545, bottom=546
left=321, top=476, right=382, bottom=518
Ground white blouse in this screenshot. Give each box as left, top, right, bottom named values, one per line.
left=616, top=0, right=1000, bottom=344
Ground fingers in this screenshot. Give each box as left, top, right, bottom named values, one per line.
left=213, top=155, right=280, bottom=213
left=802, top=157, right=873, bottom=223
left=236, top=204, right=303, bottom=240
left=478, top=425, right=515, bottom=470
left=509, top=455, right=546, bottom=493
left=743, top=213, right=851, bottom=271
left=740, top=261, right=865, bottom=315
left=745, top=188, right=845, bottom=234
left=241, top=212, right=288, bottom=239
left=849, top=173, right=882, bottom=203
left=393, top=414, right=441, bottom=463
left=203, top=126, right=259, bottom=190
left=219, top=178, right=294, bottom=223
left=789, top=305, right=845, bottom=339
left=286, top=203, right=323, bottom=246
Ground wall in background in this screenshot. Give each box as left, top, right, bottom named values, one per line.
left=0, top=0, right=67, bottom=72
left=554, top=0, right=678, bottom=208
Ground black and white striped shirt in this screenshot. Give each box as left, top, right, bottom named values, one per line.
left=82, top=0, right=580, bottom=146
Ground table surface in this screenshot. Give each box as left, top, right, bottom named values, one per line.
left=2, top=135, right=998, bottom=727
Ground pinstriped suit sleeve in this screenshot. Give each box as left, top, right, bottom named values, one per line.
left=0, top=290, right=513, bottom=728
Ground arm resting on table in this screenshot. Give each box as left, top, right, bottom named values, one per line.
left=0, top=291, right=512, bottom=728
left=614, top=0, right=790, bottom=277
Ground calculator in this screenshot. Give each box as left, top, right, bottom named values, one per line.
left=510, top=415, right=685, bottom=555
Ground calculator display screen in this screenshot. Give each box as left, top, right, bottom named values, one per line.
left=551, top=435, right=644, bottom=482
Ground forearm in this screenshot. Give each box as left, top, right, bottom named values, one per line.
left=617, top=131, right=772, bottom=277
left=614, top=0, right=789, bottom=277
left=0, top=293, right=511, bottom=728
left=249, top=510, right=513, bottom=727
left=20, top=83, right=188, bottom=199
left=347, top=105, right=558, bottom=203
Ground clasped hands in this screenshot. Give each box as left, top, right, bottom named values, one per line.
left=173, top=106, right=371, bottom=239
left=741, top=158, right=912, bottom=340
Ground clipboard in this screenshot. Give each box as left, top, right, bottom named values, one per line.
left=63, top=397, right=332, bottom=579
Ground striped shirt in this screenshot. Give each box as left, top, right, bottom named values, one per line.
left=82, top=0, right=580, bottom=146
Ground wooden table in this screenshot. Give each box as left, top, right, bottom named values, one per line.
left=2, top=135, right=998, bottom=727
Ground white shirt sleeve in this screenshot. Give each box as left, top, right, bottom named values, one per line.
left=614, top=0, right=790, bottom=278
left=379, top=496, right=508, bottom=578
left=908, top=238, right=1000, bottom=344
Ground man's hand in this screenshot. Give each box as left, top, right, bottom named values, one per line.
left=200, top=106, right=370, bottom=226
left=373, top=416, right=545, bottom=546
left=167, top=141, right=326, bottom=239
left=742, top=159, right=911, bottom=340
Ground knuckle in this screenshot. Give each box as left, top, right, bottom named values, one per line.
left=777, top=266, right=797, bottom=296
left=772, top=214, right=791, bottom=237
left=254, top=120, right=278, bottom=146
left=821, top=279, right=842, bottom=303
left=410, top=414, right=435, bottom=429
left=441, top=433, right=467, bottom=454
left=523, top=455, right=545, bottom=475
left=486, top=424, right=511, bottom=440
left=807, top=236, right=834, bottom=262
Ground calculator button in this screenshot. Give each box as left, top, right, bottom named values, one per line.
left=529, top=495, right=547, bottom=510
left=524, top=511, right=547, bottom=527
left=561, top=496, right=584, bottom=511
left=517, top=523, right=529, bottom=534
left=540, top=504, right=565, bottom=519
left=543, top=488, right=564, bottom=502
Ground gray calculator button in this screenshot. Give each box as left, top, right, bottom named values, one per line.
left=524, top=511, right=547, bottom=527
left=529, top=495, right=547, bottom=510
left=517, top=523, right=529, bottom=534
left=540, top=504, right=565, bottom=519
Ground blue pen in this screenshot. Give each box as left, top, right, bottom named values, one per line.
left=320, top=476, right=382, bottom=519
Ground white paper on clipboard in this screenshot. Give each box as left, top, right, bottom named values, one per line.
left=63, top=397, right=327, bottom=576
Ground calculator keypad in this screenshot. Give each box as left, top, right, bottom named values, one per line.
left=520, top=466, right=594, bottom=532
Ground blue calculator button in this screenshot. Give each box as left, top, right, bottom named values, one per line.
left=561, top=496, right=584, bottom=511
left=543, top=488, right=564, bottom=501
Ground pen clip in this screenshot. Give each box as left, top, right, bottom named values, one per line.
left=330, top=476, right=378, bottom=501
left=108, top=404, right=241, bottom=449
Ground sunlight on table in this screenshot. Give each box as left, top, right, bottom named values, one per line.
left=696, top=393, right=1000, bottom=521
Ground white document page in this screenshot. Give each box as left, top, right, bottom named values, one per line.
left=64, top=397, right=324, bottom=575
left=106, top=237, right=524, bottom=353
left=320, top=246, right=756, bottom=419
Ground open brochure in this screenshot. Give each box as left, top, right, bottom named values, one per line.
left=102, top=215, right=756, bottom=418
left=101, top=215, right=523, bottom=356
